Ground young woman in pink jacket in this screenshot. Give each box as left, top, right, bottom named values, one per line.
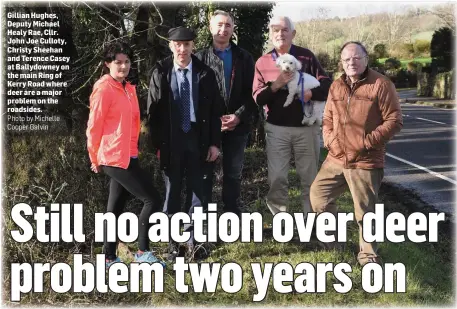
left=87, top=42, right=165, bottom=268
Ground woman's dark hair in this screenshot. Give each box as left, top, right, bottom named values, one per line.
left=339, top=41, right=368, bottom=56
left=102, top=41, right=134, bottom=74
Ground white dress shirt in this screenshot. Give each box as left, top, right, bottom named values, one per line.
left=174, top=60, right=196, bottom=122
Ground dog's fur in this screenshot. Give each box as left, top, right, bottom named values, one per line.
left=275, top=53, right=326, bottom=126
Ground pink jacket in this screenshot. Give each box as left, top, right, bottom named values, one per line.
left=86, top=74, right=140, bottom=169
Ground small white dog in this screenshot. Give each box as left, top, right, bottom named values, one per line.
left=276, top=53, right=326, bottom=126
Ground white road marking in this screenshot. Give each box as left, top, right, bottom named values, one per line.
left=402, top=114, right=457, bottom=127
left=386, top=153, right=457, bottom=185
left=415, top=117, right=452, bottom=126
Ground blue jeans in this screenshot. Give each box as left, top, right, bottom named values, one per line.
left=186, top=132, right=249, bottom=215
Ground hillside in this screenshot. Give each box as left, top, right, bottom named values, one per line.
left=265, top=5, right=452, bottom=57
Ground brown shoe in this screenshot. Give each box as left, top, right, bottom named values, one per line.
left=358, top=256, right=382, bottom=267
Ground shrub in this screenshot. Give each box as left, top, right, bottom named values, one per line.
left=407, top=70, right=418, bottom=87
left=413, top=39, right=431, bottom=56
left=385, top=68, right=416, bottom=88
left=421, top=63, right=433, bottom=73
left=418, top=72, right=433, bottom=96
left=373, top=43, right=388, bottom=59
left=407, top=61, right=420, bottom=72
left=433, top=70, right=455, bottom=99
left=316, top=52, right=331, bottom=70
left=367, top=53, right=381, bottom=68
left=384, top=58, right=402, bottom=70
left=371, top=66, right=386, bottom=75
left=390, top=43, right=414, bottom=59
left=396, top=69, right=409, bottom=87
left=431, top=27, right=454, bottom=71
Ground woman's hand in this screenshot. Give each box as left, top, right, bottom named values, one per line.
left=90, top=163, right=102, bottom=173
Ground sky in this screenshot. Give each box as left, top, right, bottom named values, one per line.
left=271, top=0, right=452, bottom=22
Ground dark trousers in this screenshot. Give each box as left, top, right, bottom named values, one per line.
left=164, top=125, right=206, bottom=216
left=193, top=131, right=248, bottom=215
left=102, top=158, right=161, bottom=260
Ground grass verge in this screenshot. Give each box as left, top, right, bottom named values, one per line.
left=413, top=101, right=456, bottom=109
left=2, top=146, right=454, bottom=306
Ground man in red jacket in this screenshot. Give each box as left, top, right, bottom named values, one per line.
left=253, top=16, right=331, bottom=216
left=310, top=41, right=403, bottom=266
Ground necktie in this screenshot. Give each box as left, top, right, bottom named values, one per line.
left=179, top=68, right=191, bottom=133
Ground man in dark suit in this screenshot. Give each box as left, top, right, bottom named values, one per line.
left=147, top=27, right=222, bottom=261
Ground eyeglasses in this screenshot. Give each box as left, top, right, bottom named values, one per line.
left=341, top=56, right=367, bottom=64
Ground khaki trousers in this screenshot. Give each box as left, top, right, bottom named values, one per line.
left=310, top=159, right=384, bottom=265
left=313, top=123, right=322, bottom=167
left=265, top=122, right=318, bottom=215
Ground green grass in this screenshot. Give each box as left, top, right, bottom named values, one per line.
left=378, top=57, right=432, bottom=68
left=4, top=147, right=453, bottom=306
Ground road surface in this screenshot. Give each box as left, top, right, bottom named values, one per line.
left=383, top=90, right=455, bottom=217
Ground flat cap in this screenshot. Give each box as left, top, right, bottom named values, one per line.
left=167, top=26, right=196, bottom=41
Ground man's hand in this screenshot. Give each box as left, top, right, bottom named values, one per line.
left=206, top=146, right=220, bottom=162
left=271, top=71, right=294, bottom=92
left=296, top=89, right=313, bottom=103
left=221, top=114, right=240, bottom=132
left=90, top=163, right=102, bottom=173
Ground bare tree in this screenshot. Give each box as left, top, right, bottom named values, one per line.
left=353, top=13, right=376, bottom=47
left=381, top=7, right=414, bottom=47
left=295, top=7, right=330, bottom=51
left=427, top=3, right=456, bottom=33
left=340, top=7, right=382, bottom=51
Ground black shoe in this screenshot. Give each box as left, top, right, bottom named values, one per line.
left=185, top=230, right=195, bottom=260
left=167, top=240, right=179, bottom=262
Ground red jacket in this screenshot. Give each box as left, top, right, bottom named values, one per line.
left=86, top=74, right=140, bottom=169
